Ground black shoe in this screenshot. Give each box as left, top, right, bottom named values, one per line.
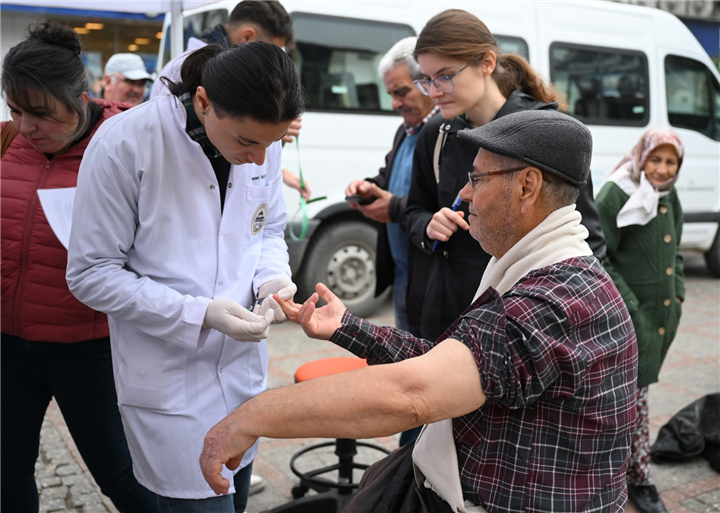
left=627, top=484, right=668, bottom=513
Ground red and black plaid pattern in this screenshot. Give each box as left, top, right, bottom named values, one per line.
left=331, top=256, right=638, bottom=512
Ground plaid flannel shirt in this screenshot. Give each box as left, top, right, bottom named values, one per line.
left=330, top=256, right=637, bottom=513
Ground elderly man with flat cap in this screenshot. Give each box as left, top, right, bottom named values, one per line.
left=200, top=110, right=639, bottom=513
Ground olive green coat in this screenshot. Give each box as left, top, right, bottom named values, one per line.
left=596, top=182, right=685, bottom=387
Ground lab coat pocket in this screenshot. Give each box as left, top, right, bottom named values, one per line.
left=113, top=325, right=189, bottom=412
left=245, top=184, right=272, bottom=237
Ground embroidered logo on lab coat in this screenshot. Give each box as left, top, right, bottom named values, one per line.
left=252, top=204, right=268, bottom=235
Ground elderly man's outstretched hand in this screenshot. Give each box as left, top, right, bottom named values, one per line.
left=200, top=411, right=258, bottom=495
left=274, top=283, right=346, bottom=340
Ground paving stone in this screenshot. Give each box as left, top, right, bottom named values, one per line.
left=39, top=498, right=67, bottom=513
left=54, top=463, right=83, bottom=476
left=39, top=475, right=63, bottom=488
left=71, top=492, right=107, bottom=509
left=682, top=496, right=720, bottom=512
left=41, top=485, right=69, bottom=501
left=83, top=504, right=111, bottom=513
left=696, top=490, right=720, bottom=508
left=67, top=480, right=96, bottom=497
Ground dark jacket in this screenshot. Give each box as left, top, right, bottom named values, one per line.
left=366, top=124, right=433, bottom=334
left=405, top=90, right=607, bottom=342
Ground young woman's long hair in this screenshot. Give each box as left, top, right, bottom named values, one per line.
left=415, top=9, right=567, bottom=111
left=168, top=41, right=304, bottom=124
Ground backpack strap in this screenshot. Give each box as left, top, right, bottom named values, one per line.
left=432, top=123, right=449, bottom=184
left=1, top=121, right=19, bottom=159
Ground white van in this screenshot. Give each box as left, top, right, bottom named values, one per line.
left=158, top=0, right=720, bottom=315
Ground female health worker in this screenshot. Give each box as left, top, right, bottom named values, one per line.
left=66, top=42, right=304, bottom=512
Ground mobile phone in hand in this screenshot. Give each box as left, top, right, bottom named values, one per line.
left=345, top=194, right=377, bottom=206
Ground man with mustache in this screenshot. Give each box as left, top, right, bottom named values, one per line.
left=344, top=40, right=436, bottom=414
left=101, top=53, right=151, bottom=107
left=201, top=110, right=638, bottom=513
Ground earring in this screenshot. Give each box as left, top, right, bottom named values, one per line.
left=201, top=111, right=206, bottom=115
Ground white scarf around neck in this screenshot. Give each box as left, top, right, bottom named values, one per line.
left=473, top=204, right=593, bottom=301
left=607, top=163, right=671, bottom=228
left=412, top=205, right=592, bottom=513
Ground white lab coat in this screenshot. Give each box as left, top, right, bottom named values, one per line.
left=66, top=93, right=290, bottom=498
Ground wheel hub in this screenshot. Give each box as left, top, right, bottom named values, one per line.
left=326, top=244, right=374, bottom=299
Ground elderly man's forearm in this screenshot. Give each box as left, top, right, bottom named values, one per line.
left=232, top=365, right=425, bottom=441
left=227, top=339, right=485, bottom=441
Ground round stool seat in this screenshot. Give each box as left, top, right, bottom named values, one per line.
left=294, top=357, right=367, bottom=383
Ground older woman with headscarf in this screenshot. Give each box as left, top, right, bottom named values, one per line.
left=596, top=128, right=685, bottom=513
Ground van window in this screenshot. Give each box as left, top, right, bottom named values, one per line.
left=162, top=9, right=229, bottom=69
left=496, top=36, right=529, bottom=61
left=550, top=43, right=649, bottom=126
left=665, top=54, right=720, bottom=141
left=289, top=12, right=414, bottom=113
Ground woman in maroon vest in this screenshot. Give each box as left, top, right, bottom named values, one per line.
left=1, top=21, right=157, bottom=513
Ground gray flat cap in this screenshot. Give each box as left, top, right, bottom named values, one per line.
left=457, top=110, right=592, bottom=186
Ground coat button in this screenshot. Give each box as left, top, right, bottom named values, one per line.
left=666, top=267, right=673, bottom=276
left=210, top=184, right=216, bottom=190
left=658, top=327, right=666, bottom=336
left=660, top=206, right=668, bottom=214
left=664, top=298, right=671, bottom=307
left=664, top=234, right=672, bottom=243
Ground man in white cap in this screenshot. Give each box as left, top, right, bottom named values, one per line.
left=102, top=53, right=152, bottom=106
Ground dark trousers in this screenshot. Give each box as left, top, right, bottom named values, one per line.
left=232, top=461, right=253, bottom=512
left=1, top=333, right=158, bottom=513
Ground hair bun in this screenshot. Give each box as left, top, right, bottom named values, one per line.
left=27, top=20, right=83, bottom=55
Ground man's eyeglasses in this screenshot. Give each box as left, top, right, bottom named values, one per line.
left=467, top=166, right=527, bottom=190
left=414, top=64, right=469, bottom=96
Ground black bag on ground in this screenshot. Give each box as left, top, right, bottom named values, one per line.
left=650, top=392, right=720, bottom=473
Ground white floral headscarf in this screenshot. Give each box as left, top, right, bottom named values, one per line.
left=607, top=128, right=684, bottom=227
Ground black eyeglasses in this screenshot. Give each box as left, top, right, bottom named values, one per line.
left=414, top=64, right=469, bottom=95
left=467, top=166, right=527, bottom=190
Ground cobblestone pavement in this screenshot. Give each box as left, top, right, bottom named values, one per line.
left=36, top=252, right=719, bottom=512
left=35, top=408, right=115, bottom=513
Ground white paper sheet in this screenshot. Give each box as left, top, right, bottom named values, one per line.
left=37, top=187, right=76, bottom=250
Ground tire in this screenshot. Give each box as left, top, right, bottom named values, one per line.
left=295, top=221, right=391, bottom=318
left=704, top=227, right=720, bottom=278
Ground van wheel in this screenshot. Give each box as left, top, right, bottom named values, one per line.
left=295, top=221, right=390, bottom=318
left=704, top=228, right=720, bottom=278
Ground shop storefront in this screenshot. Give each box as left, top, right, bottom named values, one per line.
left=1, top=3, right=164, bottom=81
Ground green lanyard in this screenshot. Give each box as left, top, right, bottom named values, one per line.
left=288, top=136, right=325, bottom=241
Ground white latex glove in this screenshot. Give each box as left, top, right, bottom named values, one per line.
left=253, top=278, right=297, bottom=324
left=203, top=299, right=274, bottom=342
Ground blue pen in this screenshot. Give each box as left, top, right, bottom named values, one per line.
left=432, top=192, right=463, bottom=251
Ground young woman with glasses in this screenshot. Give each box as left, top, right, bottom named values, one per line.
left=404, top=9, right=606, bottom=343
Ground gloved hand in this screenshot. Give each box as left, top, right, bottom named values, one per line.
left=203, top=299, right=274, bottom=342
left=253, top=278, right=297, bottom=324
